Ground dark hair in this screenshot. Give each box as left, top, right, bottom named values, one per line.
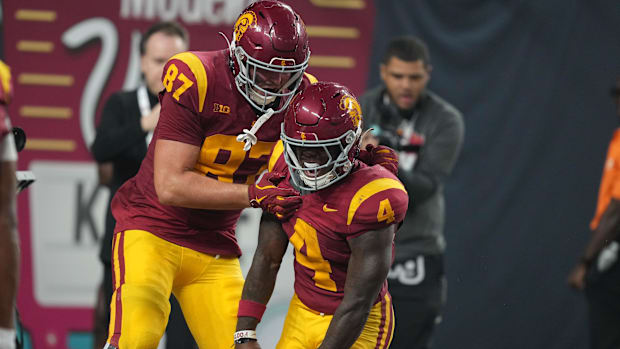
left=382, top=36, right=430, bottom=66
left=139, top=22, right=189, bottom=56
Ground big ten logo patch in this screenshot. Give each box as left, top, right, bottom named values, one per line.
left=213, top=103, right=230, bottom=114
left=234, top=11, right=256, bottom=42
left=339, top=95, right=361, bottom=127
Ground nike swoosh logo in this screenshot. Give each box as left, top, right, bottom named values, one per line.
left=323, top=204, right=338, bottom=212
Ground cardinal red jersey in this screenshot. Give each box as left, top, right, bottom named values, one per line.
left=269, top=142, right=409, bottom=314
left=111, top=50, right=317, bottom=257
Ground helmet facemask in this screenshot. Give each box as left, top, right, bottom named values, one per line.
left=282, top=123, right=361, bottom=191
left=231, top=43, right=309, bottom=113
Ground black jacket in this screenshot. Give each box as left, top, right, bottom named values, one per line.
left=91, top=88, right=158, bottom=263
left=359, top=86, right=464, bottom=258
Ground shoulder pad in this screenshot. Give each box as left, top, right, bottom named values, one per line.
left=268, top=140, right=287, bottom=173
left=162, top=52, right=208, bottom=113
left=347, top=177, right=408, bottom=230
left=303, top=72, right=318, bottom=85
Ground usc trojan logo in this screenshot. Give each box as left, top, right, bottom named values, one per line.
left=234, top=11, right=257, bottom=42
left=339, top=95, right=362, bottom=127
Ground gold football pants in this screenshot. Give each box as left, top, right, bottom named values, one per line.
left=106, top=229, right=243, bottom=349
left=277, top=293, right=395, bottom=348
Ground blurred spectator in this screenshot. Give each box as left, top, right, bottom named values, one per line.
left=90, top=22, right=194, bottom=349
left=0, top=60, right=18, bottom=349
left=359, top=36, right=464, bottom=349
left=567, top=77, right=620, bottom=349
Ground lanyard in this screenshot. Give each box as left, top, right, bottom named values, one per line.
left=137, top=85, right=153, bottom=146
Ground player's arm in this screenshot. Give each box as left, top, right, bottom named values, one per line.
left=319, top=224, right=396, bottom=349
left=154, top=122, right=300, bottom=213
left=154, top=137, right=253, bottom=209
left=0, top=134, right=18, bottom=330
left=235, top=213, right=289, bottom=348
left=568, top=198, right=620, bottom=290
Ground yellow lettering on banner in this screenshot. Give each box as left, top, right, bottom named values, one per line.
left=290, top=218, right=337, bottom=292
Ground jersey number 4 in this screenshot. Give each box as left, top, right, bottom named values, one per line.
left=163, top=63, right=193, bottom=101
left=377, top=199, right=395, bottom=224
left=290, top=218, right=337, bottom=292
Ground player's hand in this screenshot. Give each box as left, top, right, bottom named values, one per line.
left=235, top=340, right=261, bottom=349
left=567, top=262, right=587, bottom=290
left=358, top=144, right=399, bottom=176
left=141, top=103, right=161, bottom=132
left=248, top=171, right=302, bottom=219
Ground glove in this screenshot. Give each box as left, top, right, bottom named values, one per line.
left=248, top=171, right=302, bottom=219
left=358, top=144, right=399, bottom=176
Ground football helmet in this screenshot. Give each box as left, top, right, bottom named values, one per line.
left=229, top=0, right=310, bottom=113
left=282, top=82, right=363, bottom=191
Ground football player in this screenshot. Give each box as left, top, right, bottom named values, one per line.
left=104, top=2, right=311, bottom=348
left=234, top=82, right=409, bottom=348
left=0, top=60, right=18, bottom=349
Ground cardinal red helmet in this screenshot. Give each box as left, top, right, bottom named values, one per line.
left=281, top=82, right=363, bottom=191
left=229, top=0, right=310, bottom=113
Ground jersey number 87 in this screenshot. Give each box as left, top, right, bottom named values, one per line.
left=163, top=63, right=194, bottom=101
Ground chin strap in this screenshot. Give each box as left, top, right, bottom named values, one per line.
left=236, top=108, right=275, bottom=151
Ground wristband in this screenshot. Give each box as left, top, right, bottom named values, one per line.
left=0, top=327, right=15, bottom=349
left=237, top=299, right=266, bottom=321
left=234, top=330, right=257, bottom=344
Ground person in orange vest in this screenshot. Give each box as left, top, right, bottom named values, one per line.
left=568, top=76, right=620, bottom=349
